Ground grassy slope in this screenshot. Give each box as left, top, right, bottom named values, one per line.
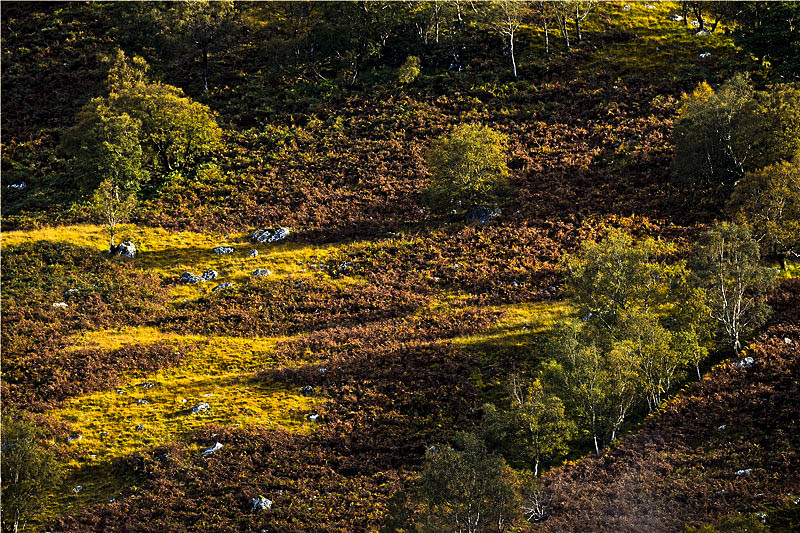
left=2, top=1, right=797, bottom=531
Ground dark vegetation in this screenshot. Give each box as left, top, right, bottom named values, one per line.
left=2, top=1, right=799, bottom=531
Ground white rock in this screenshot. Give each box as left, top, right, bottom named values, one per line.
left=213, top=282, right=233, bottom=291
left=735, top=468, right=752, bottom=476
left=191, top=402, right=210, bottom=414
left=253, top=227, right=290, bottom=244
left=699, top=52, right=711, bottom=58
left=308, top=414, right=320, bottom=422
left=202, top=442, right=223, bottom=456
left=252, top=268, right=272, bottom=277
left=52, top=302, right=68, bottom=308
left=9, top=182, right=26, bottom=190
left=250, top=496, right=273, bottom=512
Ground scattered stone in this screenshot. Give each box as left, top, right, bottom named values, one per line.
left=109, top=498, right=116, bottom=503
left=433, top=276, right=441, bottom=282
left=757, top=513, right=767, bottom=524
left=308, top=414, right=320, bottom=422
left=212, top=246, right=234, bottom=255
left=73, top=485, right=83, bottom=494
left=452, top=263, right=461, bottom=270
left=622, top=4, right=631, bottom=11
left=690, top=19, right=700, bottom=27
left=63, top=288, right=80, bottom=298
left=785, top=338, right=793, bottom=345
left=114, top=241, right=137, bottom=258
left=645, top=3, right=656, bottom=8
left=250, top=496, right=273, bottom=513
left=339, top=262, right=353, bottom=272
left=252, top=268, right=272, bottom=277
left=191, top=402, right=210, bottom=414
left=696, top=28, right=711, bottom=36
left=202, top=393, right=213, bottom=397
left=180, top=272, right=204, bottom=284
left=466, top=205, right=501, bottom=223
left=795, top=496, right=800, bottom=505
left=115, top=389, right=125, bottom=394
left=253, top=227, right=290, bottom=244
left=134, top=399, right=150, bottom=405
left=301, top=385, right=315, bottom=396
left=717, top=424, right=726, bottom=431
left=213, top=282, right=233, bottom=291
left=202, top=269, right=218, bottom=281
left=735, top=468, right=752, bottom=476
left=139, top=382, right=155, bottom=389
left=669, top=14, right=683, bottom=21
left=135, top=424, right=145, bottom=431
left=100, top=431, right=108, bottom=437
left=52, top=302, right=68, bottom=308
left=249, top=249, right=259, bottom=258
left=732, top=357, right=754, bottom=368
left=9, top=182, right=26, bottom=190
left=202, top=442, right=223, bottom=456
left=67, top=434, right=82, bottom=443
left=715, top=488, right=726, bottom=495
left=318, top=367, right=327, bottom=374
left=699, top=51, right=711, bottom=58
left=156, top=453, right=169, bottom=462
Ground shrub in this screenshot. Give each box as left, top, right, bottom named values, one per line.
left=396, top=55, right=421, bottom=84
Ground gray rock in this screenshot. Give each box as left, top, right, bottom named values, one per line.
left=134, top=399, right=150, bottom=405
left=202, top=270, right=219, bottom=281
left=757, top=513, right=767, bottom=524
left=735, top=468, right=752, bottom=476
left=115, top=389, right=125, bottom=394
left=52, top=302, right=68, bottom=308
left=249, top=249, right=259, bottom=258
left=63, top=288, right=80, bottom=298
left=252, top=268, right=272, bottom=277
left=100, top=431, right=109, bottom=437
left=669, top=14, right=683, bottom=21
left=253, top=227, right=290, bottom=244
left=717, top=424, right=726, bottom=431
left=139, top=382, right=155, bottom=389
left=73, top=485, right=83, bottom=493
left=699, top=51, right=711, bottom=58
left=308, top=413, right=320, bottom=422
left=623, top=4, right=631, bottom=11
left=191, top=402, right=210, bottom=414
left=67, top=434, right=82, bottom=443
left=213, top=282, right=233, bottom=291
left=301, top=385, right=315, bottom=396
left=785, top=337, right=793, bottom=345
left=202, top=442, right=223, bottom=456
left=696, top=29, right=711, bottom=36
left=135, top=424, right=145, bottom=431
left=212, top=246, right=235, bottom=255
left=338, top=262, right=353, bottom=272
left=180, top=272, right=205, bottom=284
left=466, top=206, right=501, bottom=223
left=690, top=19, right=700, bottom=27
left=9, top=182, right=26, bottom=190
left=250, top=496, right=273, bottom=513
left=732, top=357, right=754, bottom=368
left=114, top=241, right=137, bottom=258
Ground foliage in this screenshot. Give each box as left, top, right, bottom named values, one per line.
left=396, top=55, right=421, bottom=84
left=415, top=432, right=521, bottom=532
left=1, top=411, right=63, bottom=533
left=729, top=159, right=800, bottom=266
left=671, top=75, right=800, bottom=209
left=91, top=179, right=138, bottom=250
left=691, top=222, right=776, bottom=353
left=424, top=124, right=510, bottom=214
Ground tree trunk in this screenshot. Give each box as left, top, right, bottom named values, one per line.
left=510, top=33, right=517, bottom=79
left=593, top=434, right=600, bottom=455
left=534, top=457, right=539, bottom=477
left=544, top=17, right=550, bottom=55
left=202, top=45, right=209, bottom=92
left=696, top=364, right=702, bottom=381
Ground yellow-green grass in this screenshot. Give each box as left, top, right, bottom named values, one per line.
left=777, top=261, right=799, bottom=280
left=1, top=224, right=340, bottom=301
left=453, top=300, right=574, bottom=352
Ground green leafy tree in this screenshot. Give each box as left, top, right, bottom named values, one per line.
left=65, top=50, right=222, bottom=182
left=729, top=160, right=800, bottom=269
left=397, top=55, right=421, bottom=84
left=92, top=178, right=138, bottom=251
left=1, top=412, right=63, bottom=533
left=424, top=124, right=510, bottom=214
left=691, top=222, right=776, bottom=353
left=417, top=432, right=521, bottom=533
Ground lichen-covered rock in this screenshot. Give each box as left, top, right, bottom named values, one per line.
left=253, top=227, right=290, bottom=244
left=252, top=268, right=272, bottom=277
left=213, top=282, right=233, bottom=292
left=250, top=496, right=273, bottom=512
left=249, top=249, right=259, bottom=257
left=180, top=272, right=205, bottom=284
left=732, top=357, right=754, bottom=369
left=191, top=402, right=210, bottom=414
left=301, top=385, right=315, bottom=396
left=212, top=246, right=235, bottom=255
left=202, top=270, right=219, bottom=281
left=114, top=241, right=137, bottom=258
left=202, top=442, right=223, bottom=456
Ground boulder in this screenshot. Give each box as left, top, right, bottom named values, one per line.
left=250, top=496, right=273, bottom=513
left=9, top=182, right=26, bottom=190
left=732, top=357, right=754, bottom=368
left=622, top=4, right=631, bottom=11
left=696, top=28, right=711, bottom=36
left=735, top=468, right=752, bottom=476
left=785, top=337, right=793, bottom=345
left=73, top=485, right=83, bottom=493
left=202, top=442, right=223, bottom=456
left=191, top=402, right=210, bottom=414
left=52, top=302, right=68, bottom=308
left=213, top=282, right=233, bottom=292
left=68, top=433, right=82, bottom=443
left=135, top=424, right=145, bottom=431
left=114, top=241, right=137, bottom=258
left=699, top=51, right=711, bottom=58
left=466, top=206, right=501, bottom=224
left=301, top=385, right=315, bottom=396
left=134, top=399, right=150, bottom=405
left=253, top=227, right=290, bottom=244
left=308, top=414, right=320, bottom=422
left=202, top=270, right=219, bottom=281
left=249, top=249, right=259, bottom=258
left=669, top=14, right=683, bottom=21
left=63, top=288, right=80, bottom=298
left=252, top=268, right=272, bottom=277
left=180, top=272, right=205, bottom=284
left=212, top=246, right=235, bottom=255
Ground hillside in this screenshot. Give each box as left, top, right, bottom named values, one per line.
left=2, top=1, right=799, bottom=532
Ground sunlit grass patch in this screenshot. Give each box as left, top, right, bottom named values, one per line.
left=777, top=261, right=799, bottom=279
left=453, top=300, right=573, bottom=352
